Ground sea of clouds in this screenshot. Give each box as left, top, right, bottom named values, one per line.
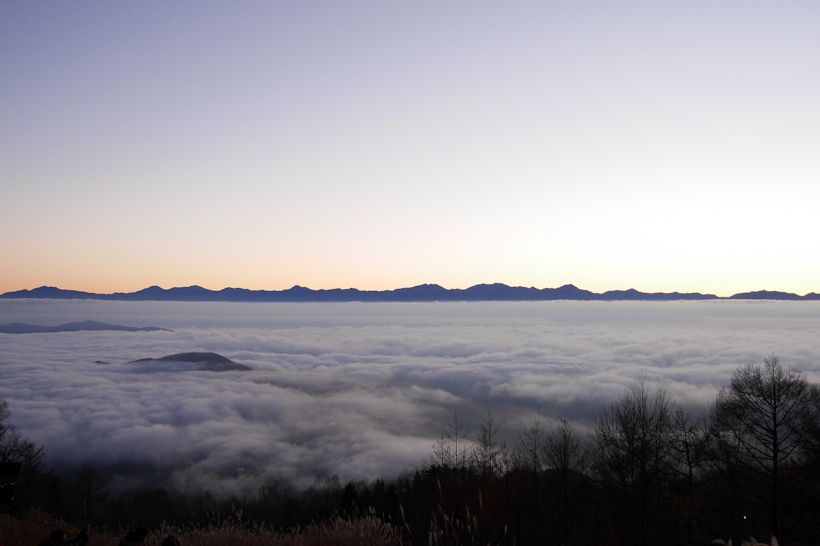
left=1, top=299, right=820, bottom=496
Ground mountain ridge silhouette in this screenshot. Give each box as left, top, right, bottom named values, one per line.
left=0, top=320, right=170, bottom=333
left=4, top=284, right=818, bottom=301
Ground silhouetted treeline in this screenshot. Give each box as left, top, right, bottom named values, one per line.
left=2, top=355, right=820, bottom=545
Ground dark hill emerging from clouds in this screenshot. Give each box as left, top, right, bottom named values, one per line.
left=0, top=320, right=170, bottom=334
left=129, top=352, right=251, bottom=372
left=3, top=284, right=819, bottom=302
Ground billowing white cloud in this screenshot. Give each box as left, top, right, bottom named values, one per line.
left=1, top=300, right=819, bottom=496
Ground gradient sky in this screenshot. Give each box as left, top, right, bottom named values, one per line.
left=2, top=1, right=820, bottom=295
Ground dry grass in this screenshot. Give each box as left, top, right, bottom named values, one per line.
left=0, top=511, right=113, bottom=546
left=712, top=536, right=780, bottom=546
left=0, top=511, right=401, bottom=546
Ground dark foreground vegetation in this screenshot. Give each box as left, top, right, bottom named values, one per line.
left=2, top=356, right=819, bottom=545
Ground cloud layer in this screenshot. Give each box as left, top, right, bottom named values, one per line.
left=2, top=300, right=820, bottom=496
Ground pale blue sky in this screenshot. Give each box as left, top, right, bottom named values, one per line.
left=2, top=1, right=820, bottom=294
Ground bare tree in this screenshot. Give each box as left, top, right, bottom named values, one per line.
left=669, top=409, right=708, bottom=544
left=0, top=399, right=46, bottom=512
left=710, top=355, right=820, bottom=538
left=513, top=419, right=547, bottom=535
left=670, top=409, right=707, bottom=481
left=594, top=377, right=673, bottom=546
left=544, top=417, right=585, bottom=474
left=0, top=400, right=14, bottom=459
left=543, top=417, right=585, bottom=546
left=472, top=411, right=506, bottom=476
left=431, top=429, right=453, bottom=469
left=431, top=409, right=470, bottom=471
left=515, top=419, right=545, bottom=474
left=72, top=464, right=108, bottom=523
left=0, top=400, right=41, bottom=465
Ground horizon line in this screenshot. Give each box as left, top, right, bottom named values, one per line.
left=2, top=282, right=819, bottom=300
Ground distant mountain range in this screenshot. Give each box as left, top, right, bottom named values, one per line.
left=0, top=320, right=170, bottom=334
left=2, top=284, right=820, bottom=302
